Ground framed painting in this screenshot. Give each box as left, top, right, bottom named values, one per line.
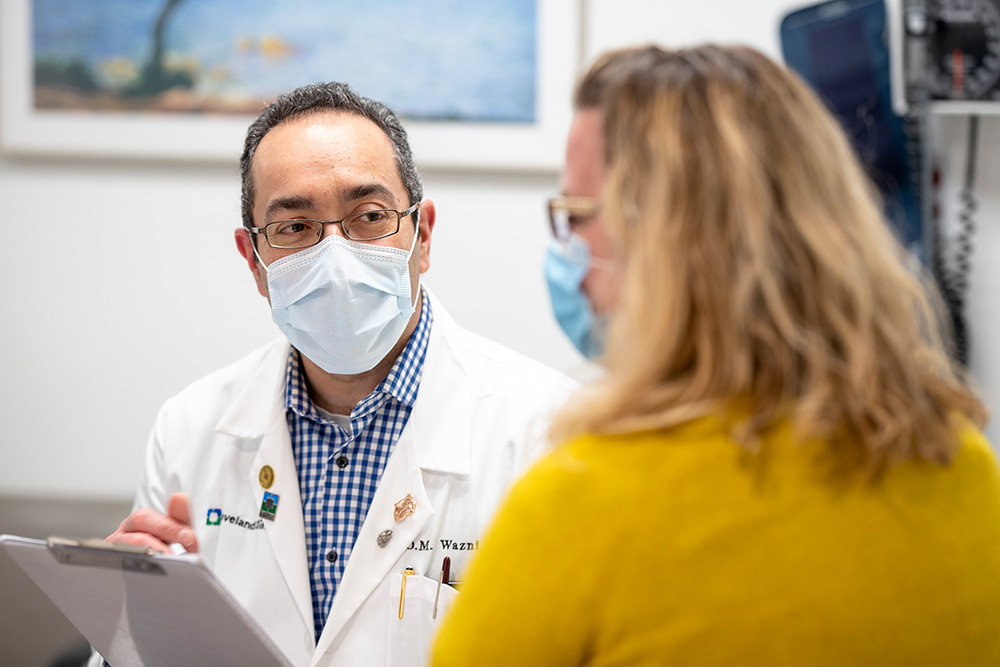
left=0, top=0, right=579, bottom=170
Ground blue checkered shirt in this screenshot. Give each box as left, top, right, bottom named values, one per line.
left=286, top=290, right=432, bottom=641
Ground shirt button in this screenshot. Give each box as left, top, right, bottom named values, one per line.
left=326, top=550, right=338, bottom=563
left=336, top=456, right=349, bottom=468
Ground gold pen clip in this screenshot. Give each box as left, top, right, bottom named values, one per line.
left=399, top=567, right=414, bottom=619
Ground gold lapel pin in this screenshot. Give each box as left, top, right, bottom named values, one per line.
left=259, top=465, right=275, bottom=489
left=394, top=494, right=416, bottom=523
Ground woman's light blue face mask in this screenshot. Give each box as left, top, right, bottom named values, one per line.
left=544, top=233, right=609, bottom=360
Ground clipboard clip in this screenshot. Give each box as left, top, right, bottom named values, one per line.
left=46, top=536, right=166, bottom=574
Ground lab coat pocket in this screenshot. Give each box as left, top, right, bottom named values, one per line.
left=386, top=572, right=459, bottom=667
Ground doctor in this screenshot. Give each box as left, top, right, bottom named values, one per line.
left=100, top=82, right=576, bottom=667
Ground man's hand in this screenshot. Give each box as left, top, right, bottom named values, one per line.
left=106, top=493, right=200, bottom=553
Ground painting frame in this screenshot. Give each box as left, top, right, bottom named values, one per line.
left=0, top=0, right=579, bottom=171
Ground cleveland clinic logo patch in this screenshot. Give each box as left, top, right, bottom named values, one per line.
left=205, top=508, right=265, bottom=531
left=260, top=492, right=280, bottom=521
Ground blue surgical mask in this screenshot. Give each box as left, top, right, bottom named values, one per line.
left=255, top=230, right=419, bottom=375
left=544, top=234, right=608, bottom=359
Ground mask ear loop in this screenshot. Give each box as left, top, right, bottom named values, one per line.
left=406, top=219, right=420, bottom=258
left=407, top=211, right=421, bottom=305
left=405, top=205, right=422, bottom=258
left=250, top=232, right=271, bottom=273
left=589, top=255, right=620, bottom=272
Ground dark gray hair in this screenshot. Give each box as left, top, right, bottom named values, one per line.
left=240, top=82, right=422, bottom=230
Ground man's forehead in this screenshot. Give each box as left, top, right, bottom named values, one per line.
left=255, top=109, right=394, bottom=162
left=251, top=109, right=405, bottom=202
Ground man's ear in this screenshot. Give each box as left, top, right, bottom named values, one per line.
left=417, top=200, right=436, bottom=274
left=234, top=228, right=268, bottom=298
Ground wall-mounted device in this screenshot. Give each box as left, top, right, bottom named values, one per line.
left=781, top=0, right=924, bottom=257
left=781, top=0, right=999, bottom=365
left=901, top=0, right=1000, bottom=364
left=903, top=0, right=1000, bottom=101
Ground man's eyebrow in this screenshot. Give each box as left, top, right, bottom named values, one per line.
left=264, top=195, right=314, bottom=221
left=263, top=183, right=399, bottom=222
left=341, top=183, right=398, bottom=207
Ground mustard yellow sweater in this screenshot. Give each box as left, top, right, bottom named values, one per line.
left=431, top=416, right=1000, bottom=666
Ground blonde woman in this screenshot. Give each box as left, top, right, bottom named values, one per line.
left=431, top=45, right=1000, bottom=666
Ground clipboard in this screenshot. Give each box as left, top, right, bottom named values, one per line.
left=1, top=534, right=296, bottom=667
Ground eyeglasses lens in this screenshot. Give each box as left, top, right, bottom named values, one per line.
left=342, top=210, right=400, bottom=241
left=550, top=209, right=572, bottom=242
left=267, top=220, right=324, bottom=248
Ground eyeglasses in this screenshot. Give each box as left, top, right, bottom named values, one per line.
left=251, top=202, right=420, bottom=249
left=547, top=196, right=600, bottom=242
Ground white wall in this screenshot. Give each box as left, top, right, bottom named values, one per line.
left=0, top=158, right=582, bottom=499
left=585, top=0, right=796, bottom=60
left=3, top=0, right=999, bottom=500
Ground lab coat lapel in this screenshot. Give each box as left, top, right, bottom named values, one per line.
left=311, top=292, right=473, bottom=662
left=407, top=293, right=472, bottom=476
left=312, top=423, right=432, bottom=662
left=215, top=339, right=314, bottom=645
left=251, top=413, right=314, bottom=647
left=216, top=338, right=288, bottom=439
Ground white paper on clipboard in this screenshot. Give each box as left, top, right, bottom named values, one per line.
left=1, top=534, right=296, bottom=667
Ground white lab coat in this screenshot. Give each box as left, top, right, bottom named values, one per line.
left=91, top=292, right=577, bottom=667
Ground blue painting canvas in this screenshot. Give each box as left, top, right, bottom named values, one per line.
left=32, top=0, right=537, bottom=122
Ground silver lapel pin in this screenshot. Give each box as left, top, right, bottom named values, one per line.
left=377, top=529, right=393, bottom=548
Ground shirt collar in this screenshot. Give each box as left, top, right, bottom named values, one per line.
left=285, top=287, right=433, bottom=420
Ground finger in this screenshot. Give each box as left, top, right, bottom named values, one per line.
left=105, top=530, right=171, bottom=554
left=168, top=493, right=192, bottom=526
left=167, top=493, right=199, bottom=552
left=116, top=508, right=194, bottom=548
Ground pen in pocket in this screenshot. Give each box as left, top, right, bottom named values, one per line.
left=399, top=567, right=414, bottom=619
left=433, top=556, right=451, bottom=619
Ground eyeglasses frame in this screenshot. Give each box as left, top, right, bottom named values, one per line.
left=547, top=196, right=600, bottom=242
left=251, top=201, right=421, bottom=249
